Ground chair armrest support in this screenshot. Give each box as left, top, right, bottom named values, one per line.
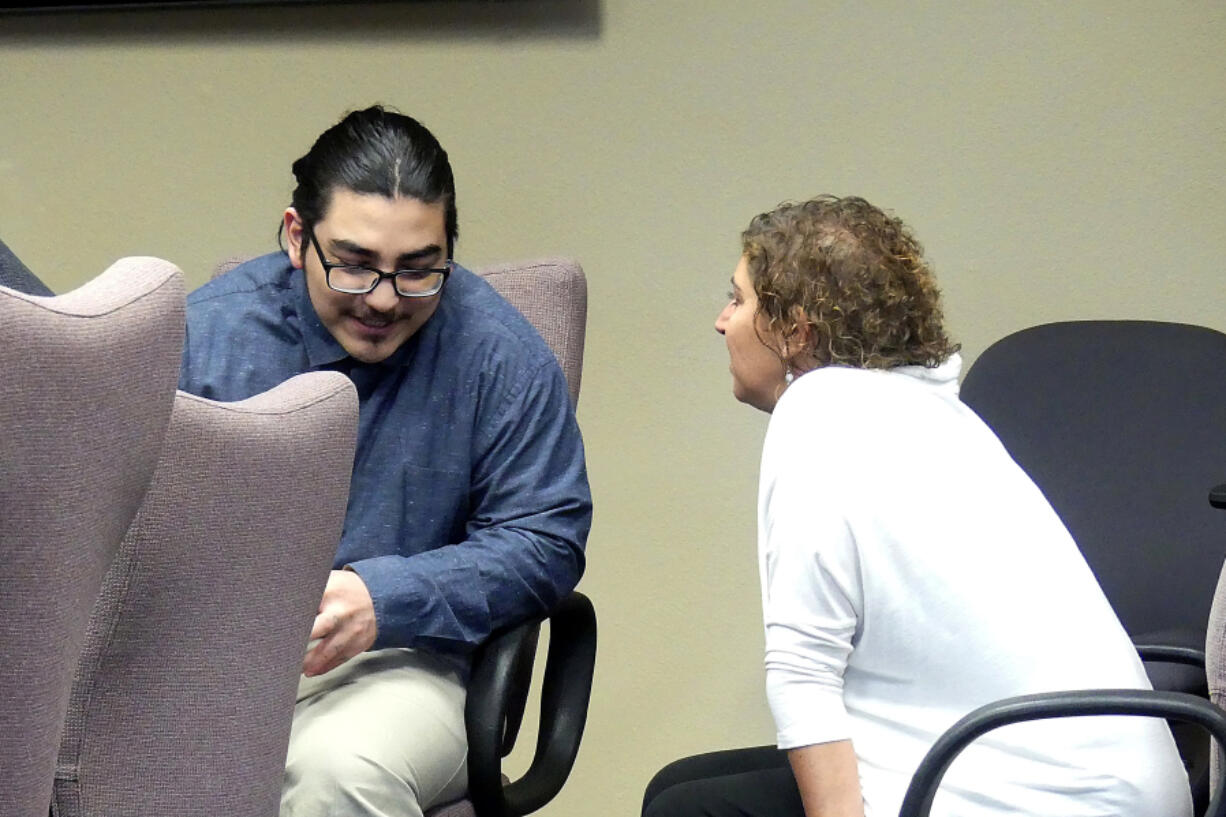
left=466, top=619, right=541, bottom=815
left=466, top=591, right=597, bottom=817
left=898, top=690, right=1226, bottom=817
left=1135, top=642, right=1208, bottom=668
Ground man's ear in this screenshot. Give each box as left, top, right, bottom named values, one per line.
left=284, top=208, right=306, bottom=270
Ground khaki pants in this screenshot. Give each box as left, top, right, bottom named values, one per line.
left=281, top=648, right=468, bottom=817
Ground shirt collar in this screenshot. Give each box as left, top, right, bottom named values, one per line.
left=291, top=268, right=351, bottom=369
left=895, top=351, right=963, bottom=398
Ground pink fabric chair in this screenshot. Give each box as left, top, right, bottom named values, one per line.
left=53, top=373, right=358, bottom=817
left=475, top=258, right=586, bottom=407
left=0, top=258, right=185, bottom=817
left=212, top=254, right=597, bottom=817
left=430, top=257, right=594, bottom=817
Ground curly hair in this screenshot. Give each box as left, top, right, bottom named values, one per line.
left=741, top=195, right=958, bottom=371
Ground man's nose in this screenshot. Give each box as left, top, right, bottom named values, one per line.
left=364, top=277, right=399, bottom=312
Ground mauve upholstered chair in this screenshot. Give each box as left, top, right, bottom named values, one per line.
left=1211, top=566, right=1226, bottom=800
left=1206, top=488, right=1226, bottom=798
left=427, top=258, right=595, bottom=817
left=52, top=372, right=358, bottom=817
left=0, top=258, right=184, bottom=817
left=474, top=258, right=586, bottom=408
left=212, top=255, right=597, bottom=817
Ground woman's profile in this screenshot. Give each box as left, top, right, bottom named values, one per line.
left=643, top=195, right=1190, bottom=817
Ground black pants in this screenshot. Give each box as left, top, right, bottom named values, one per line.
left=642, top=746, right=805, bottom=817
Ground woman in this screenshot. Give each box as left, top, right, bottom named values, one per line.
left=644, top=196, right=1190, bottom=817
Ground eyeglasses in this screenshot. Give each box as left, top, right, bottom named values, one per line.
left=308, top=232, right=452, bottom=298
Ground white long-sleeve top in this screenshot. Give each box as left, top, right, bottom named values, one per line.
left=759, top=355, right=1190, bottom=817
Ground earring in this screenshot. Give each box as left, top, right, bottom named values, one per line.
left=784, top=369, right=794, bottom=385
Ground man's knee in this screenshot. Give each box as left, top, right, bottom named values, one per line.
left=284, top=741, right=421, bottom=817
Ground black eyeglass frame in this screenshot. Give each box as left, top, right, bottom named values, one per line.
left=307, top=232, right=452, bottom=298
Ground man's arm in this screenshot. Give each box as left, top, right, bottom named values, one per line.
left=788, top=741, right=864, bottom=817
left=348, top=358, right=591, bottom=654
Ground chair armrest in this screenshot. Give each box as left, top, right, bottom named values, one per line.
left=466, top=591, right=597, bottom=817
left=1135, top=642, right=1208, bottom=668
left=897, top=689, right=1226, bottom=817
left=1132, top=630, right=1208, bottom=696
left=466, top=619, right=540, bottom=812
left=474, top=616, right=542, bottom=759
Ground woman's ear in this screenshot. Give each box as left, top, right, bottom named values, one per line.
left=788, top=306, right=815, bottom=349
left=786, top=306, right=819, bottom=371
left=284, top=208, right=306, bottom=270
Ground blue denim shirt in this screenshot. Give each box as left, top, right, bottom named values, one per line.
left=180, top=252, right=591, bottom=656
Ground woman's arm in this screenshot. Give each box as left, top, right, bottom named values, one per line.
left=788, top=740, right=864, bottom=817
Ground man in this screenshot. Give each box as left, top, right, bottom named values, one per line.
left=180, top=106, right=592, bottom=817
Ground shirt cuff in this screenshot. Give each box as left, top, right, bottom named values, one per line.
left=767, top=666, right=852, bottom=749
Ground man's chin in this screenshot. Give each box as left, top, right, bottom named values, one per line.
left=341, top=335, right=402, bottom=364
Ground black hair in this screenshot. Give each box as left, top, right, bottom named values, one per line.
left=288, top=105, right=458, bottom=256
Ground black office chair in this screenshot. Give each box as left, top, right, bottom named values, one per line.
left=901, top=482, right=1226, bottom=816
left=960, top=320, right=1226, bottom=809
left=460, top=592, right=597, bottom=817
left=898, top=689, right=1226, bottom=817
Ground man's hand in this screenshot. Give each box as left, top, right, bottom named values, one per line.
left=303, top=569, right=378, bottom=677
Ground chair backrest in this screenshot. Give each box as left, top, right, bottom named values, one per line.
left=0, top=258, right=184, bottom=817
left=212, top=256, right=588, bottom=406
left=473, top=258, right=587, bottom=407
left=53, top=372, right=358, bottom=817
left=960, top=320, right=1226, bottom=642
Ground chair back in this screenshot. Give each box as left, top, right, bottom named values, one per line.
left=473, top=258, right=586, bottom=406
left=960, top=321, right=1226, bottom=645
left=0, top=258, right=184, bottom=817
left=53, top=372, right=358, bottom=817
left=212, top=256, right=588, bottom=406
left=431, top=258, right=590, bottom=817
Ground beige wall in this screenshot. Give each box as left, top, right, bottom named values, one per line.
left=3, top=1, right=1224, bottom=815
